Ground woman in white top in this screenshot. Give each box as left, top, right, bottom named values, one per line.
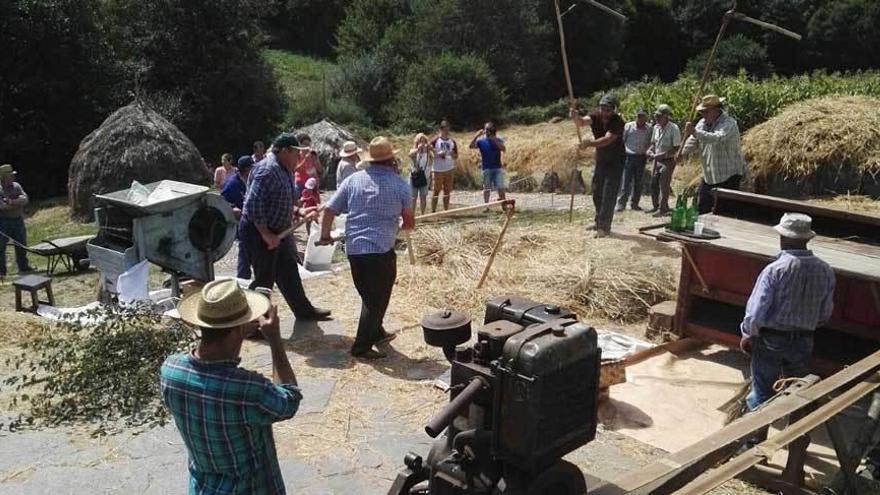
left=408, top=133, right=433, bottom=214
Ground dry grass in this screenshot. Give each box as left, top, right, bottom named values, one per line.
left=806, top=193, right=880, bottom=216
left=396, top=214, right=678, bottom=325
left=0, top=312, right=48, bottom=346
left=743, top=95, right=880, bottom=185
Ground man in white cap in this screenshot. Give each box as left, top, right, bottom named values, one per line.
left=740, top=213, right=835, bottom=412
left=681, top=94, right=748, bottom=214
left=320, top=137, right=414, bottom=359
left=161, top=280, right=301, bottom=494
left=336, top=141, right=362, bottom=186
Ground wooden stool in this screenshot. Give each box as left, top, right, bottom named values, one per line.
left=13, top=274, right=55, bottom=313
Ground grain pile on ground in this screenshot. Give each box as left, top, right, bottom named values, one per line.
left=743, top=96, right=880, bottom=198
left=396, top=216, right=678, bottom=325
left=67, top=101, right=210, bottom=220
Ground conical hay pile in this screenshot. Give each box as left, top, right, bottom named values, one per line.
left=743, top=96, right=880, bottom=197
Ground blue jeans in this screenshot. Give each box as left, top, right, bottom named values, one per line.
left=482, top=168, right=503, bottom=191
left=0, top=216, right=30, bottom=276
left=746, top=330, right=814, bottom=411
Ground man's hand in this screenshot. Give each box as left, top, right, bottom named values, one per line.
left=569, top=107, right=580, bottom=120
left=740, top=335, right=753, bottom=354
left=578, top=139, right=596, bottom=149
left=684, top=121, right=695, bottom=137
left=262, top=232, right=280, bottom=250
left=258, top=305, right=281, bottom=342
left=315, top=236, right=335, bottom=246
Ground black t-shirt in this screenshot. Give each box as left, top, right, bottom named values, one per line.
left=589, top=111, right=626, bottom=163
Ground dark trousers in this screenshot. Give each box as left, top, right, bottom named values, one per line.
left=697, top=174, right=742, bottom=214
left=746, top=330, right=813, bottom=411
left=650, top=159, right=676, bottom=212
left=242, top=220, right=315, bottom=316
left=0, top=217, right=30, bottom=276
left=617, top=154, right=647, bottom=208
left=348, top=250, right=396, bottom=354
left=592, top=159, right=624, bottom=231
left=236, top=222, right=251, bottom=280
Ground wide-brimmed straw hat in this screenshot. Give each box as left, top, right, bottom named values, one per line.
left=339, top=141, right=362, bottom=158
left=773, top=213, right=816, bottom=240
left=177, top=279, right=270, bottom=329
left=696, top=95, right=726, bottom=112
left=363, top=136, right=397, bottom=163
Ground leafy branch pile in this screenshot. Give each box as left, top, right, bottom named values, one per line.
left=1, top=305, right=196, bottom=435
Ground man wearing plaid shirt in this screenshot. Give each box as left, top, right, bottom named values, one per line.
left=681, top=94, right=748, bottom=214
left=162, top=279, right=301, bottom=494
left=740, top=213, right=835, bottom=411
left=241, top=133, right=330, bottom=321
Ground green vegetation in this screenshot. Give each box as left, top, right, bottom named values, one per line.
left=2, top=305, right=196, bottom=435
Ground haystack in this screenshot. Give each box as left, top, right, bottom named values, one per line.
left=294, top=119, right=366, bottom=190
left=68, top=101, right=210, bottom=220
left=743, top=96, right=880, bottom=198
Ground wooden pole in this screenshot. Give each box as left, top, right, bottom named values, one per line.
left=554, top=0, right=583, bottom=224
left=477, top=205, right=515, bottom=289
left=415, top=199, right=509, bottom=222
left=405, top=231, right=416, bottom=265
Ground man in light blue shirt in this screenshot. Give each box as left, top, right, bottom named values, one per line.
left=320, top=137, right=414, bottom=359
left=740, top=213, right=835, bottom=411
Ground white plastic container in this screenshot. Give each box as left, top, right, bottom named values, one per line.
left=304, top=228, right=336, bottom=272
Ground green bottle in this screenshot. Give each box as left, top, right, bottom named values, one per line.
left=686, top=194, right=698, bottom=231
left=672, top=194, right=685, bottom=231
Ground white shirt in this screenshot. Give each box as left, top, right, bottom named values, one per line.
left=651, top=122, right=683, bottom=159
left=623, top=122, right=652, bottom=155
left=432, top=137, right=456, bottom=173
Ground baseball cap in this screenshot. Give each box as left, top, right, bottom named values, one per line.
left=272, top=132, right=309, bottom=151
left=654, top=104, right=673, bottom=116
left=599, top=94, right=619, bottom=108
left=635, top=107, right=647, bottom=116
left=237, top=155, right=255, bottom=169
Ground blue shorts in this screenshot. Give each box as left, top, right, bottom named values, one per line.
left=482, top=168, right=503, bottom=191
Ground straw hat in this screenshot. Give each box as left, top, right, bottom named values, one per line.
left=696, top=95, right=726, bottom=112
left=177, top=279, right=270, bottom=329
left=363, top=136, right=397, bottom=162
left=339, top=141, right=363, bottom=158
left=773, top=213, right=816, bottom=240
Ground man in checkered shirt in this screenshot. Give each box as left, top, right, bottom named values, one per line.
left=740, top=213, right=835, bottom=412
left=161, top=280, right=300, bottom=495
left=681, top=94, right=748, bottom=214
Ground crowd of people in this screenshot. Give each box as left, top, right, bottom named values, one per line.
left=570, top=92, right=747, bottom=238
left=159, top=96, right=832, bottom=495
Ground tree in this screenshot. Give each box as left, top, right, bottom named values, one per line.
left=264, top=0, right=353, bottom=56
left=0, top=0, right=119, bottom=199
left=113, top=0, right=285, bottom=161
left=685, top=34, right=772, bottom=78
left=805, top=0, right=880, bottom=72
left=619, top=0, right=685, bottom=81
left=391, top=54, right=505, bottom=129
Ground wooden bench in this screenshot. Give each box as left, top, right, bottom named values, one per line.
left=13, top=274, right=55, bottom=312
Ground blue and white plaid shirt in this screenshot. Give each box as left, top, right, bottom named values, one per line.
left=741, top=250, right=836, bottom=337
left=160, top=352, right=302, bottom=495
left=326, top=166, right=412, bottom=256
left=682, top=112, right=748, bottom=185
left=242, top=154, right=296, bottom=233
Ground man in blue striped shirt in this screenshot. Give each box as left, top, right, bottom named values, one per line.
left=320, top=137, right=414, bottom=359
left=161, top=279, right=301, bottom=495
left=740, top=213, right=835, bottom=411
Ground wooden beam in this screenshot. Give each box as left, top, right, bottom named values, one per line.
left=681, top=245, right=710, bottom=293
left=673, top=373, right=880, bottom=494
left=476, top=207, right=515, bottom=289
left=415, top=200, right=510, bottom=222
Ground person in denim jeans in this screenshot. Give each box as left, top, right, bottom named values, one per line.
left=740, top=213, right=835, bottom=412
left=0, top=164, right=33, bottom=278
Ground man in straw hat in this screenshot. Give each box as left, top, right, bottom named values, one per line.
left=681, top=94, right=748, bottom=214
left=570, top=94, right=626, bottom=238
left=336, top=140, right=363, bottom=186
left=740, top=213, right=834, bottom=413
left=0, top=164, right=34, bottom=277
left=161, top=280, right=301, bottom=494
left=241, top=133, right=331, bottom=321
left=320, top=137, right=414, bottom=359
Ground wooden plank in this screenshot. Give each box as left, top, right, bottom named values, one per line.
left=594, top=349, right=880, bottom=495
left=714, top=188, right=880, bottom=228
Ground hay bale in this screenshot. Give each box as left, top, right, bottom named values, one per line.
left=294, top=119, right=366, bottom=190
left=743, top=96, right=880, bottom=198
left=68, top=101, right=210, bottom=220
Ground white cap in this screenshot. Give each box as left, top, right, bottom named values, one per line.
left=305, top=177, right=318, bottom=190
left=773, top=213, right=816, bottom=240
